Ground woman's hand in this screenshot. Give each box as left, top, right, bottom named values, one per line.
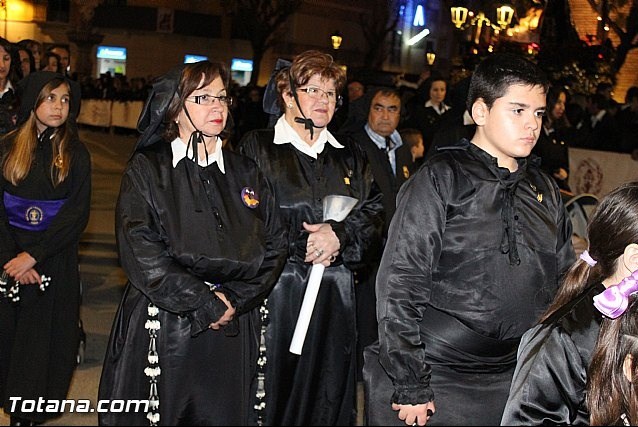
left=209, top=291, right=236, bottom=330
left=391, top=401, right=436, bottom=426
left=3, top=252, right=37, bottom=281
left=303, top=222, right=340, bottom=266
left=15, top=268, right=42, bottom=285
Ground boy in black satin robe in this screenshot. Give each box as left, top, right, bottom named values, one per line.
left=364, top=53, right=575, bottom=426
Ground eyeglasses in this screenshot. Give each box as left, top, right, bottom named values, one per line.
left=186, top=94, right=233, bottom=107
left=297, top=86, right=342, bottom=104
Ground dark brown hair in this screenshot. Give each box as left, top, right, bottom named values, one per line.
left=163, top=60, right=231, bottom=141
left=541, top=182, right=638, bottom=321
left=588, top=295, right=638, bottom=425
left=399, top=128, right=423, bottom=149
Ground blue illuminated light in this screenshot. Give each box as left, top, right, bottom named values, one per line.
left=413, top=5, right=426, bottom=26
left=231, top=58, right=253, bottom=72
left=97, top=46, right=127, bottom=60
left=184, top=54, right=208, bottom=63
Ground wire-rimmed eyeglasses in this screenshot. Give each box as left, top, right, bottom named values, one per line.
left=297, top=86, right=342, bottom=104
left=186, top=94, right=233, bottom=107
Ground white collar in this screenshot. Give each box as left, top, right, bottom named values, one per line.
left=171, top=136, right=225, bottom=173
left=273, top=115, right=343, bottom=158
left=425, top=99, right=450, bottom=114
left=0, top=80, right=13, bottom=97
left=364, top=124, right=403, bottom=151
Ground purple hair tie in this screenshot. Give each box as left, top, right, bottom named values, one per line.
left=580, top=250, right=598, bottom=267
left=593, top=270, right=638, bottom=319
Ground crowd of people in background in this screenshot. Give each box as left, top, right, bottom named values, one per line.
left=2, top=34, right=638, bottom=175
left=2, top=31, right=638, bottom=426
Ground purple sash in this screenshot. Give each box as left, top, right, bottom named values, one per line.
left=3, top=192, right=67, bottom=231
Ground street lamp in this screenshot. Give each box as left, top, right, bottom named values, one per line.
left=330, top=31, right=343, bottom=50
left=425, top=41, right=436, bottom=65
left=496, top=5, right=514, bottom=29
left=450, top=3, right=515, bottom=44
left=451, top=6, right=469, bottom=28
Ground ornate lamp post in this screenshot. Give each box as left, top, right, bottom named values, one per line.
left=450, top=3, right=515, bottom=45
left=496, top=5, right=515, bottom=29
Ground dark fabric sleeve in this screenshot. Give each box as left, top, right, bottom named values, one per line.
left=27, top=143, right=92, bottom=263
left=0, top=169, right=19, bottom=265
left=0, top=194, right=18, bottom=265
left=500, top=325, right=589, bottom=425
left=116, top=154, right=227, bottom=336
left=376, top=164, right=449, bottom=405
left=217, top=173, right=288, bottom=315
left=339, top=145, right=384, bottom=270
left=0, top=141, right=17, bottom=265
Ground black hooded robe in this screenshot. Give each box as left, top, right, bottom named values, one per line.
left=365, top=139, right=575, bottom=426
left=0, top=72, right=91, bottom=423
left=238, top=129, right=384, bottom=426
left=98, top=142, right=288, bottom=426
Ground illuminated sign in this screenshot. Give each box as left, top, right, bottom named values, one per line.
left=231, top=58, right=253, bottom=72
left=184, top=55, right=208, bottom=63
left=406, top=28, right=430, bottom=45
left=413, top=4, right=426, bottom=26
left=97, top=46, right=127, bottom=60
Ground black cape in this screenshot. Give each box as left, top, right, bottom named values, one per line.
left=98, top=142, right=287, bottom=425
left=365, top=139, right=575, bottom=425
left=501, top=283, right=605, bottom=425
left=0, top=134, right=91, bottom=423
left=238, top=128, right=384, bottom=426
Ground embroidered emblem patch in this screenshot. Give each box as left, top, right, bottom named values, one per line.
left=241, top=187, right=259, bottom=208
left=25, top=206, right=43, bottom=225
left=530, top=183, right=543, bottom=203
left=344, top=169, right=353, bottom=185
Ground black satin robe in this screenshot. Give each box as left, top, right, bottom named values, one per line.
left=98, top=142, right=287, bottom=426
left=0, top=134, right=91, bottom=423
left=501, top=284, right=605, bottom=425
left=370, top=139, right=575, bottom=425
left=238, top=129, right=384, bottom=426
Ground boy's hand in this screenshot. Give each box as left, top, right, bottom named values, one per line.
left=391, top=401, right=436, bottom=426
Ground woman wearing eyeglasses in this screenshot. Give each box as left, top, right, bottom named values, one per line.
left=237, top=50, right=383, bottom=426
left=98, top=61, right=288, bottom=426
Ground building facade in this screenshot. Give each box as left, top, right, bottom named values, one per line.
left=3, top=0, right=450, bottom=85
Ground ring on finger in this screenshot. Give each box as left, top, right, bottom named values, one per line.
left=315, top=249, right=324, bottom=257
left=329, top=254, right=336, bottom=262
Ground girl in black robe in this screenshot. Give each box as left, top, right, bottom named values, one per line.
left=0, top=71, right=90, bottom=425
left=502, top=181, right=638, bottom=425
left=98, top=61, right=287, bottom=426
left=588, top=294, right=638, bottom=426
left=238, top=50, right=383, bottom=426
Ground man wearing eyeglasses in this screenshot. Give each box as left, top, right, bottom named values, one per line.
left=342, top=86, right=414, bottom=383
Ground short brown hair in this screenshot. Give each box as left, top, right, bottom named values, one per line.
left=275, top=50, right=346, bottom=112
